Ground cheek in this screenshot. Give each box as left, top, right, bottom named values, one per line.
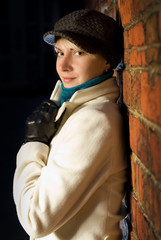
left=83, top=61, right=105, bottom=78
left=76, top=64, right=93, bottom=79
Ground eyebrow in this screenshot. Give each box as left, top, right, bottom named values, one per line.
left=54, top=45, right=80, bottom=52
left=54, top=46, right=62, bottom=52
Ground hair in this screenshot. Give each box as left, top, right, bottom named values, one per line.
left=54, top=38, right=109, bottom=64
left=55, top=38, right=81, bottom=51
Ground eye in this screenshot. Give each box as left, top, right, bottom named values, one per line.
left=54, top=47, right=64, bottom=57
left=56, top=51, right=64, bottom=57
left=75, top=51, right=84, bottom=56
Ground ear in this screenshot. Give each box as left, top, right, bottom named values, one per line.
left=105, top=62, right=111, bottom=72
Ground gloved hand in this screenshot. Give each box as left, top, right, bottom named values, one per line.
left=24, top=100, right=63, bottom=145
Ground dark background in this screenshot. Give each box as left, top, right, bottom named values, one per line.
left=0, top=1, right=85, bottom=239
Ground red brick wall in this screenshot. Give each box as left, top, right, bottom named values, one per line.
left=86, top=0, right=161, bottom=239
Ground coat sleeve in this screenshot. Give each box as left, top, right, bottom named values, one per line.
left=13, top=107, right=125, bottom=238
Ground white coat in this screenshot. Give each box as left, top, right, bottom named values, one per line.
left=13, top=77, right=128, bottom=240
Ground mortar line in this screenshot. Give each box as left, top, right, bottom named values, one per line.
left=132, top=152, right=161, bottom=190
left=131, top=230, right=138, bottom=240
left=123, top=1, right=161, bottom=30
left=132, top=190, right=161, bottom=240
left=128, top=109, right=161, bottom=133
left=124, top=64, right=161, bottom=74
left=125, top=43, right=161, bottom=52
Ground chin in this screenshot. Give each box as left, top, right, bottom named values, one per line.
left=63, top=82, right=79, bottom=88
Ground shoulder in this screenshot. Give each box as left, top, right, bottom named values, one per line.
left=76, top=98, right=122, bottom=126
left=63, top=99, right=123, bottom=139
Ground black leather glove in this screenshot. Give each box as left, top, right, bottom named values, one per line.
left=24, top=100, right=62, bottom=145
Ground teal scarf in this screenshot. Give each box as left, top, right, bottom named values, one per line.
left=60, top=70, right=114, bottom=105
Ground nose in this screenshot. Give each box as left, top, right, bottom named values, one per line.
left=57, top=55, right=73, bottom=72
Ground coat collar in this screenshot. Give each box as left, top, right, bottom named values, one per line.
left=50, top=77, right=119, bottom=121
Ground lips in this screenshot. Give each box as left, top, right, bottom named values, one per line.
left=62, top=77, right=76, bottom=83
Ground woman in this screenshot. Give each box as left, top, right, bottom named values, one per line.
left=13, top=9, right=127, bottom=240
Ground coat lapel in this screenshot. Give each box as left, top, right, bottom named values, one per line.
left=50, top=78, right=119, bottom=122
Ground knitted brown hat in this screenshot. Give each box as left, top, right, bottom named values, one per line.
left=43, top=9, right=123, bottom=69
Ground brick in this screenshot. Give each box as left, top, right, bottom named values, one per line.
left=141, top=73, right=161, bottom=124
left=129, top=111, right=161, bottom=183
left=149, top=129, right=161, bottom=181
left=145, top=175, right=161, bottom=235
left=123, top=71, right=155, bottom=113
left=131, top=0, right=140, bottom=17
left=146, top=13, right=159, bottom=44
left=128, top=22, right=145, bottom=47
left=149, top=229, right=157, bottom=240
left=123, top=70, right=132, bottom=106
left=131, top=232, right=138, bottom=240
left=123, top=30, right=129, bottom=50
left=131, top=155, right=145, bottom=203
left=130, top=232, right=135, bottom=240
left=138, top=0, right=155, bottom=11
left=146, top=47, right=161, bottom=64
left=118, top=0, right=132, bottom=26
left=132, top=156, right=161, bottom=225
left=132, top=0, right=154, bottom=17
left=131, top=172, right=161, bottom=238
left=149, top=229, right=156, bottom=240
left=131, top=72, right=142, bottom=112
left=130, top=49, right=146, bottom=66
left=124, top=49, right=129, bottom=65
left=131, top=196, right=151, bottom=240
left=129, top=115, right=149, bottom=164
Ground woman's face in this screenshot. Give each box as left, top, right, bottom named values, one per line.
left=55, top=38, right=110, bottom=88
